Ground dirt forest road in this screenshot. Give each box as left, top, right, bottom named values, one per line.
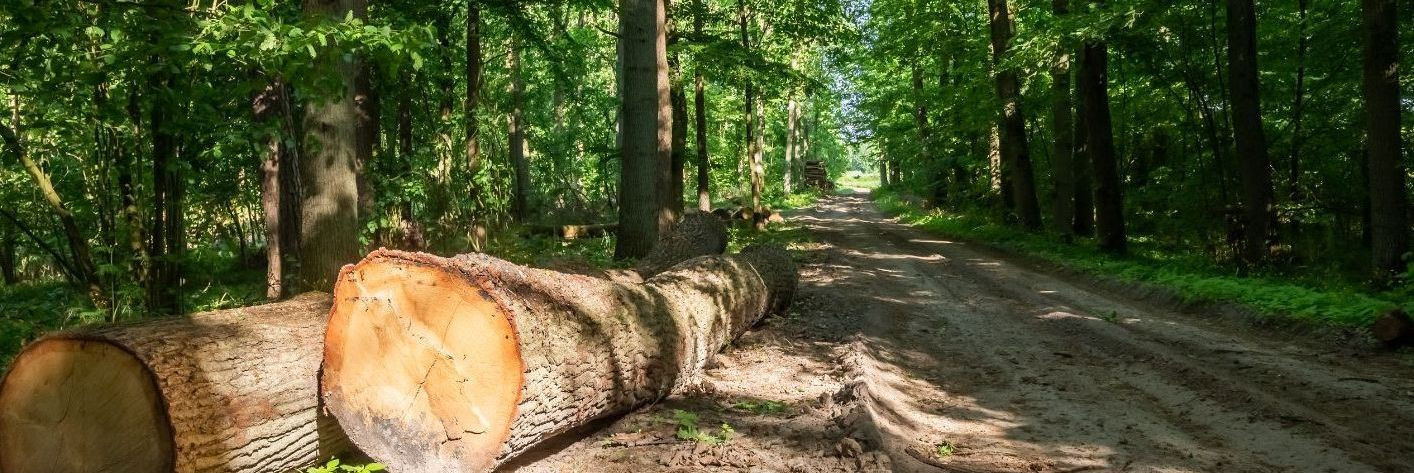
left=513, top=191, right=1414, bottom=473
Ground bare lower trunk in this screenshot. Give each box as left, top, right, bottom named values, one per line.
left=1361, top=0, right=1407, bottom=279
left=0, top=293, right=348, bottom=473
left=1226, top=0, right=1275, bottom=264
left=321, top=245, right=797, bottom=472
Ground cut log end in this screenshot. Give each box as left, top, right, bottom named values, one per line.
left=322, top=257, right=525, bottom=473
left=1372, top=309, right=1414, bottom=347
left=0, top=338, right=173, bottom=473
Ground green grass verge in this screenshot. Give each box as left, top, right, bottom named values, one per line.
left=874, top=189, right=1409, bottom=329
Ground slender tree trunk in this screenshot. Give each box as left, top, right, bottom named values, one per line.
left=751, top=94, right=766, bottom=230
left=669, top=68, right=688, bottom=218
left=1288, top=0, right=1308, bottom=203
left=464, top=2, right=486, bottom=249
left=354, top=65, right=378, bottom=224
left=693, top=0, right=711, bottom=212
left=255, top=80, right=288, bottom=300
left=785, top=94, right=798, bottom=195
left=0, top=223, right=15, bottom=285
left=1079, top=39, right=1126, bottom=253
left=1049, top=0, right=1076, bottom=234
left=986, top=0, right=1042, bottom=229
left=299, top=0, right=365, bottom=290
left=1071, top=49, right=1094, bottom=236
left=615, top=0, right=671, bottom=259
left=508, top=41, right=530, bottom=221
left=1361, top=0, right=1408, bottom=279
left=1226, top=0, right=1275, bottom=264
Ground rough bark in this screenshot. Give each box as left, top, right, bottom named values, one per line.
left=1049, top=0, right=1075, bottom=235
left=669, top=58, right=688, bottom=219
left=1226, top=0, right=1275, bottom=264
left=509, top=41, right=530, bottom=221
left=0, top=293, right=348, bottom=473
left=615, top=0, right=671, bottom=259
left=321, top=245, right=797, bottom=473
left=986, top=0, right=1042, bottom=230
left=693, top=0, right=711, bottom=212
left=1079, top=39, right=1126, bottom=253
left=255, top=80, right=287, bottom=300
left=299, top=0, right=365, bottom=290
left=635, top=212, right=729, bottom=278
left=1361, top=0, right=1407, bottom=279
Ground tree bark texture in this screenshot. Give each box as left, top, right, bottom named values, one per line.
left=299, top=0, right=366, bottom=290
left=0, top=293, right=348, bottom=473
left=321, top=245, right=797, bottom=473
left=1361, top=0, right=1407, bottom=279
left=986, top=0, right=1042, bottom=230
left=615, top=0, right=671, bottom=259
left=1079, top=40, right=1127, bottom=252
left=1049, top=0, right=1076, bottom=235
left=1226, top=0, right=1275, bottom=264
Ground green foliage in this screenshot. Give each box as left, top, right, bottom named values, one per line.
left=671, top=409, right=735, bottom=445
left=877, top=189, right=1410, bottom=328
left=305, top=458, right=385, bottom=473
left=935, top=441, right=955, bottom=457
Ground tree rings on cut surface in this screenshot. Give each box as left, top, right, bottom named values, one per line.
left=0, top=338, right=173, bottom=473
left=322, top=258, right=525, bottom=473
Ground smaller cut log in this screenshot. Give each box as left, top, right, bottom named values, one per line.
left=0, top=293, right=348, bottom=473
left=1373, top=309, right=1414, bottom=347
left=635, top=212, right=728, bottom=278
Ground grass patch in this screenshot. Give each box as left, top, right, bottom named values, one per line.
left=875, top=189, right=1409, bottom=329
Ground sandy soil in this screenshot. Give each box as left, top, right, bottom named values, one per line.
left=508, top=192, right=1414, bottom=473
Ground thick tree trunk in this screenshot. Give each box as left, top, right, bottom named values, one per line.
left=354, top=65, right=378, bottom=224
left=1079, top=40, right=1126, bottom=253
left=986, top=0, right=1042, bottom=230
left=0, top=293, right=349, bottom=473
left=1361, top=0, right=1407, bottom=279
left=1049, top=0, right=1075, bottom=235
left=615, top=0, right=671, bottom=259
left=1226, top=0, right=1275, bottom=264
left=509, top=41, right=530, bottom=222
left=321, top=245, right=796, bottom=473
left=299, top=0, right=365, bottom=290
left=1071, top=65, right=1095, bottom=236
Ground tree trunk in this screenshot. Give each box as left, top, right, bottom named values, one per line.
left=1078, top=40, right=1126, bottom=252
left=0, top=293, right=349, bottom=473
left=615, top=0, right=671, bottom=259
left=466, top=1, right=482, bottom=172
left=354, top=65, right=378, bottom=225
left=1226, top=0, right=1275, bottom=264
left=669, top=56, right=688, bottom=219
left=1049, top=0, right=1076, bottom=235
left=910, top=60, right=935, bottom=204
left=1071, top=68, right=1095, bottom=236
left=750, top=97, right=766, bottom=230
left=986, top=0, right=1042, bottom=230
left=299, top=0, right=366, bottom=290
left=635, top=212, right=728, bottom=278
left=255, top=80, right=289, bottom=301
left=693, top=0, right=711, bottom=212
left=509, top=41, right=530, bottom=222
left=0, top=224, right=15, bottom=285
left=1361, top=0, right=1407, bottom=279
left=321, top=245, right=796, bottom=473
left=1288, top=0, right=1308, bottom=204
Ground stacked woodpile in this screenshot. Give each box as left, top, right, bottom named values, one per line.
left=0, top=215, right=796, bottom=473
left=802, top=160, right=834, bottom=190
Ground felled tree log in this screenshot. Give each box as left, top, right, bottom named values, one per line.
left=1373, top=309, right=1414, bottom=347
left=0, top=293, right=348, bottom=473
left=321, top=245, right=797, bottom=473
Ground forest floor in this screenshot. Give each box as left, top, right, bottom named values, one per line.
left=508, top=190, right=1414, bottom=473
